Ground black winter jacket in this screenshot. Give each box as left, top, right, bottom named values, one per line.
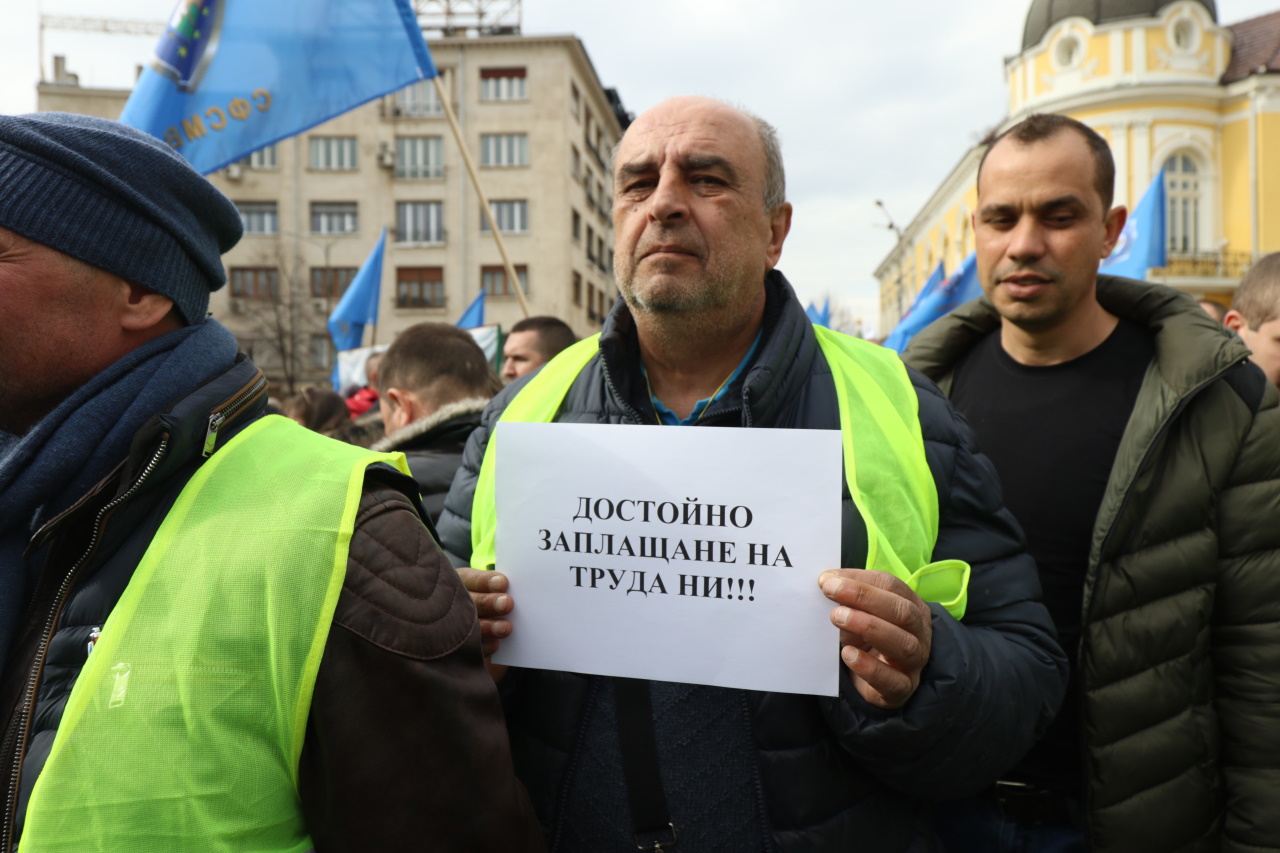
left=903, top=278, right=1280, bottom=853
left=437, top=271, right=1069, bottom=852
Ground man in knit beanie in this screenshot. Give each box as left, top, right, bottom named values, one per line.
left=0, top=114, right=540, bottom=851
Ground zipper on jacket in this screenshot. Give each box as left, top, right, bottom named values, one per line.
left=2, top=437, right=169, bottom=850
left=738, top=692, right=779, bottom=853
left=548, top=676, right=604, bottom=853
left=203, top=373, right=267, bottom=458
left=1077, top=357, right=1247, bottom=847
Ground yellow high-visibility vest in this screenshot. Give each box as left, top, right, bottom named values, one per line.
left=21, top=416, right=409, bottom=853
left=470, top=329, right=969, bottom=619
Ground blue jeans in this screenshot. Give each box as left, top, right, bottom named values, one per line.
left=934, top=795, right=1085, bottom=853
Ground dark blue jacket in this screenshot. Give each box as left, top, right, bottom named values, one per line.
left=438, top=271, right=1068, bottom=852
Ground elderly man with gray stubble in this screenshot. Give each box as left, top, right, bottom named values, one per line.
left=438, top=96, right=1067, bottom=853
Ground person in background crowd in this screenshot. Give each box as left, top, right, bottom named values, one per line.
left=438, top=96, right=1067, bottom=852
left=1198, top=297, right=1227, bottom=323
left=905, top=112, right=1280, bottom=853
left=1225, top=252, right=1280, bottom=386
left=345, top=350, right=384, bottom=418
left=282, top=387, right=356, bottom=441
left=500, top=315, right=578, bottom=382
left=371, top=323, right=501, bottom=523
left=0, top=112, right=542, bottom=852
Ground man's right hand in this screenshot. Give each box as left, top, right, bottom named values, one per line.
left=458, top=566, right=512, bottom=682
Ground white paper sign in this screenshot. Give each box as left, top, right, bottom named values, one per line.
left=493, top=422, right=843, bottom=696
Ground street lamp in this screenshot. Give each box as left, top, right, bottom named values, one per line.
left=875, top=200, right=909, bottom=327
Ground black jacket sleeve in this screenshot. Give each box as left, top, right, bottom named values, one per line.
left=298, top=479, right=544, bottom=852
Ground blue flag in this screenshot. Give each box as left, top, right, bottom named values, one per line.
left=119, top=0, right=437, bottom=174
left=884, top=254, right=981, bottom=353
left=1100, top=168, right=1167, bottom=280
left=805, top=298, right=831, bottom=328
left=456, top=290, right=485, bottom=329
left=328, top=227, right=386, bottom=351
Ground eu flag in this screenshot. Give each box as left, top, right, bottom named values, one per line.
left=1100, top=168, right=1167, bottom=280
left=120, top=0, right=437, bottom=174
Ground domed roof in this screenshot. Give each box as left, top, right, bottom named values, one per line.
left=1023, top=0, right=1217, bottom=50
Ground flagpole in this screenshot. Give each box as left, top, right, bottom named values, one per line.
left=432, top=75, right=532, bottom=319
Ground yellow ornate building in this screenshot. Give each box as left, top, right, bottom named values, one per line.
left=876, top=0, right=1280, bottom=335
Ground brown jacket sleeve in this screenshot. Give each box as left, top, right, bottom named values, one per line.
left=298, top=481, right=545, bottom=852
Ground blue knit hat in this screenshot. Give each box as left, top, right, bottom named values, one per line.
left=0, top=112, right=243, bottom=325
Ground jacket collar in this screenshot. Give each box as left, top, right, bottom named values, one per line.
left=26, top=356, right=268, bottom=556
left=596, top=270, right=818, bottom=426
left=371, top=397, right=489, bottom=453
left=904, top=276, right=1249, bottom=396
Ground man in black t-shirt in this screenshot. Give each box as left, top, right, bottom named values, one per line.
left=904, top=113, right=1280, bottom=853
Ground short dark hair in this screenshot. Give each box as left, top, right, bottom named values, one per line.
left=510, top=316, right=577, bottom=360
left=978, top=113, right=1116, bottom=211
left=380, top=322, right=501, bottom=408
left=1232, top=252, right=1280, bottom=327
left=282, top=388, right=350, bottom=433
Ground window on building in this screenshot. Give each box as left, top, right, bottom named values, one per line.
left=573, top=271, right=582, bottom=307
left=482, top=264, right=528, bottom=296
left=597, top=180, right=607, bottom=210
left=481, top=200, right=528, bottom=234
left=397, top=266, right=445, bottom=308
left=480, top=133, right=528, bottom=167
left=596, top=235, right=606, bottom=272
left=607, top=249, right=614, bottom=273
left=311, top=202, right=358, bottom=235
left=311, top=267, right=357, bottom=299
left=236, top=201, right=278, bottom=235
left=230, top=267, right=279, bottom=299
left=584, top=167, right=594, bottom=196
left=239, top=337, right=281, bottom=368
left=311, top=334, right=335, bottom=369
left=1165, top=154, right=1201, bottom=254
left=395, top=136, right=444, bottom=179
left=570, top=82, right=581, bottom=119
left=309, top=136, right=358, bottom=170
left=393, top=79, right=444, bottom=117
left=396, top=201, right=445, bottom=244
left=586, top=225, right=596, bottom=263
left=480, top=67, right=527, bottom=101
left=572, top=209, right=581, bottom=242
left=571, top=146, right=581, bottom=178
left=246, top=144, right=276, bottom=169
left=587, top=284, right=598, bottom=321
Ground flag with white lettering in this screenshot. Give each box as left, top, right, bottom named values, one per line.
left=119, top=0, right=437, bottom=174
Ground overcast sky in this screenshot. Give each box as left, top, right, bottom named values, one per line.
left=4, top=0, right=1278, bottom=335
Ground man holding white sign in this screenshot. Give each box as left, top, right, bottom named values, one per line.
left=438, top=97, right=1067, bottom=852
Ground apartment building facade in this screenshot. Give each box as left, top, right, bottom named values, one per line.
left=38, top=33, right=630, bottom=391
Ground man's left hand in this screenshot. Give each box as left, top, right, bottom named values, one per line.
left=819, top=569, right=932, bottom=710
